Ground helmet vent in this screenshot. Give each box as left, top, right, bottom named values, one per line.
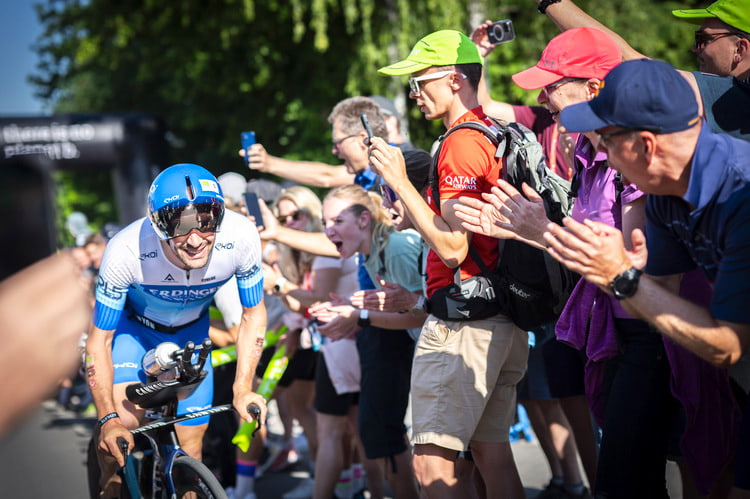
left=185, top=176, right=196, bottom=200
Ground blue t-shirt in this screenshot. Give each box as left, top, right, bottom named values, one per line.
left=645, top=124, right=750, bottom=323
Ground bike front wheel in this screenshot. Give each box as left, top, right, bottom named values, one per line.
left=170, top=455, right=226, bottom=498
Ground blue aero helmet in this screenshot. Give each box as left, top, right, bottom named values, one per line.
left=148, top=163, right=225, bottom=239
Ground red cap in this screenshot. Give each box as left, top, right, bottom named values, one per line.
left=512, top=27, right=622, bottom=90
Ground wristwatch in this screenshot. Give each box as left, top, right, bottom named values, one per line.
left=610, top=267, right=642, bottom=300
left=410, top=295, right=430, bottom=317
left=357, top=309, right=371, bottom=328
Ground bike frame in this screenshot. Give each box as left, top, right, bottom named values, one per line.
left=120, top=403, right=234, bottom=498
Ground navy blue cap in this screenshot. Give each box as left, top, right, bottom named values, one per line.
left=560, top=59, right=700, bottom=134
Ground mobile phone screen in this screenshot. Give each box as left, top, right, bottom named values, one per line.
left=243, top=192, right=264, bottom=230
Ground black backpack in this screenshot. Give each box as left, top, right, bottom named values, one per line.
left=430, top=117, right=580, bottom=331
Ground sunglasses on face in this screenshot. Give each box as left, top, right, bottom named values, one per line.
left=153, top=202, right=224, bottom=239
left=596, top=127, right=660, bottom=148
left=693, top=30, right=741, bottom=50
left=408, top=70, right=467, bottom=95
left=277, top=210, right=305, bottom=225
left=542, top=77, right=580, bottom=96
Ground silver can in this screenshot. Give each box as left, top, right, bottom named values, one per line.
left=142, top=342, right=180, bottom=377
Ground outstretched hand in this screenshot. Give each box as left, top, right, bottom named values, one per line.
left=244, top=143, right=270, bottom=173
left=309, top=302, right=359, bottom=341
left=487, top=180, right=549, bottom=246
left=255, top=199, right=276, bottom=239
left=350, top=275, right=415, bottom=313
left=544, top=217, right=648, bottom=291
left=454, top=195, right=516, bottom=240
left=470, top=20, right=497, bottom=58
left=368, top=137, right=408, bottom=187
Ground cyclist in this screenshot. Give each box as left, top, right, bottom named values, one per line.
left=85, top=163, right=268, bottom=498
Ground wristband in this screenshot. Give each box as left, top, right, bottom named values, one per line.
left=538, top=0, right=562, bottom=14
left=98, top=412, right=120, bottom=426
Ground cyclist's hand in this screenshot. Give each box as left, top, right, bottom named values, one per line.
left=98, top=421, right=133, bottom=467
left=234, top=391, right=267, bottom=426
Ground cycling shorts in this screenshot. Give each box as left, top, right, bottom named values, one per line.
left=111, top=314, right=213, bottom=426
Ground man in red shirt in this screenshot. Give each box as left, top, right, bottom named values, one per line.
left=368, top=30, right=528, bottom=498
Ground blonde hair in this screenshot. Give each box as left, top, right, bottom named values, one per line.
left=324, top=184, right=392, bottom=246
left=274, top=186, right=323, bottom=284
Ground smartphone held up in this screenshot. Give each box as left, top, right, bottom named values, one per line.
left=243, top=191, right=264, bottom=230
left=360, top=113, right=373, bottom=144
left=241, top=131, right=257, bottom=177
left=487, top=19, right=515, bottom=45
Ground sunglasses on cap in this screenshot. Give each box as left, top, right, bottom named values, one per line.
left=152, top=201, right=224, bottom=239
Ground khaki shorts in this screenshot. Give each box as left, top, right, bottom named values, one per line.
left=410, top=313, right=528, bottom=451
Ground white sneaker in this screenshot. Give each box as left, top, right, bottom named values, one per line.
left=224, top=486, right=236, bottom=499
left=282, top=477, right=314, bottom=499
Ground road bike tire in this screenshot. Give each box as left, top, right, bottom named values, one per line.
left=170, top=455, right=226, bottom=498
left=86, top=436, right=102, bottom=499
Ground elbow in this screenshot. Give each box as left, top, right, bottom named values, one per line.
left=437, top=248, right=468, bottom=269
left=712, top=349, right=745, bottom=368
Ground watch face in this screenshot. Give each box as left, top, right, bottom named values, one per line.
left=612, top=268, right=641, bottom=299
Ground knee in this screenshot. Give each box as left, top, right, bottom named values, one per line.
left=175, top=425, right=207, bottom=460
left=413, top=445, right=455, bottom=486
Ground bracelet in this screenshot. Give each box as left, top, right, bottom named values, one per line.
left=98, top=412, right=120, bottom=426
left=538, top=0, right=562, bottom=14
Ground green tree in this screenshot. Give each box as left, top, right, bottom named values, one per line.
left=30, top=0, right=704, bottom=227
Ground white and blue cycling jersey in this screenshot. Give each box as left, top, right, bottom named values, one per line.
left=93, top=209, right=264, bottom=330
left=93, top=210, right=264, bottom=425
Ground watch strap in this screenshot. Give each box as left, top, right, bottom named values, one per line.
left=357, top=308, right=371, bottom=328
left=538, top=0, right=562, bottom=14
left=610, top=267, right=643, bottom=300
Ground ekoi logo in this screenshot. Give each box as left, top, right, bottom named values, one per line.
left=443, top=175, right=478, bottom=191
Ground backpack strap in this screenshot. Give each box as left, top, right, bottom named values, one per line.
left=428, top=119, right=508, bottom=214
left=428, top=119, right=508, bottom=277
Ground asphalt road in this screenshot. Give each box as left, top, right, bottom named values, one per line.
left=0, top=401, right=557, bottom=499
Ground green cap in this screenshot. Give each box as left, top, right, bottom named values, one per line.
left=672, top=0, right=750, bottom=34
left=378, top=30, right=482, bottom=76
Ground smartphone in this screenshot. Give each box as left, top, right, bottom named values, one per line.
left=243, top=191, right=264, bottom=229
left=487, top=19, right=515, bottom=45
left=360, top=113, right=373, bottom=142
left=240, top=131, right=256, bottom=166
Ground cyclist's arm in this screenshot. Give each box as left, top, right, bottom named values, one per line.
left=232, top=300, right=269, bottom=423
left=86, top=323, right=133, bottom=466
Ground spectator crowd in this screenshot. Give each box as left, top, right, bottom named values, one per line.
left=8, top=0, right=750, bottom=498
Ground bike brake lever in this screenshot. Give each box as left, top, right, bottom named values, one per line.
left=117, top=437, right=130, bottom=462
left=248, top=403, right=262, bottom=436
